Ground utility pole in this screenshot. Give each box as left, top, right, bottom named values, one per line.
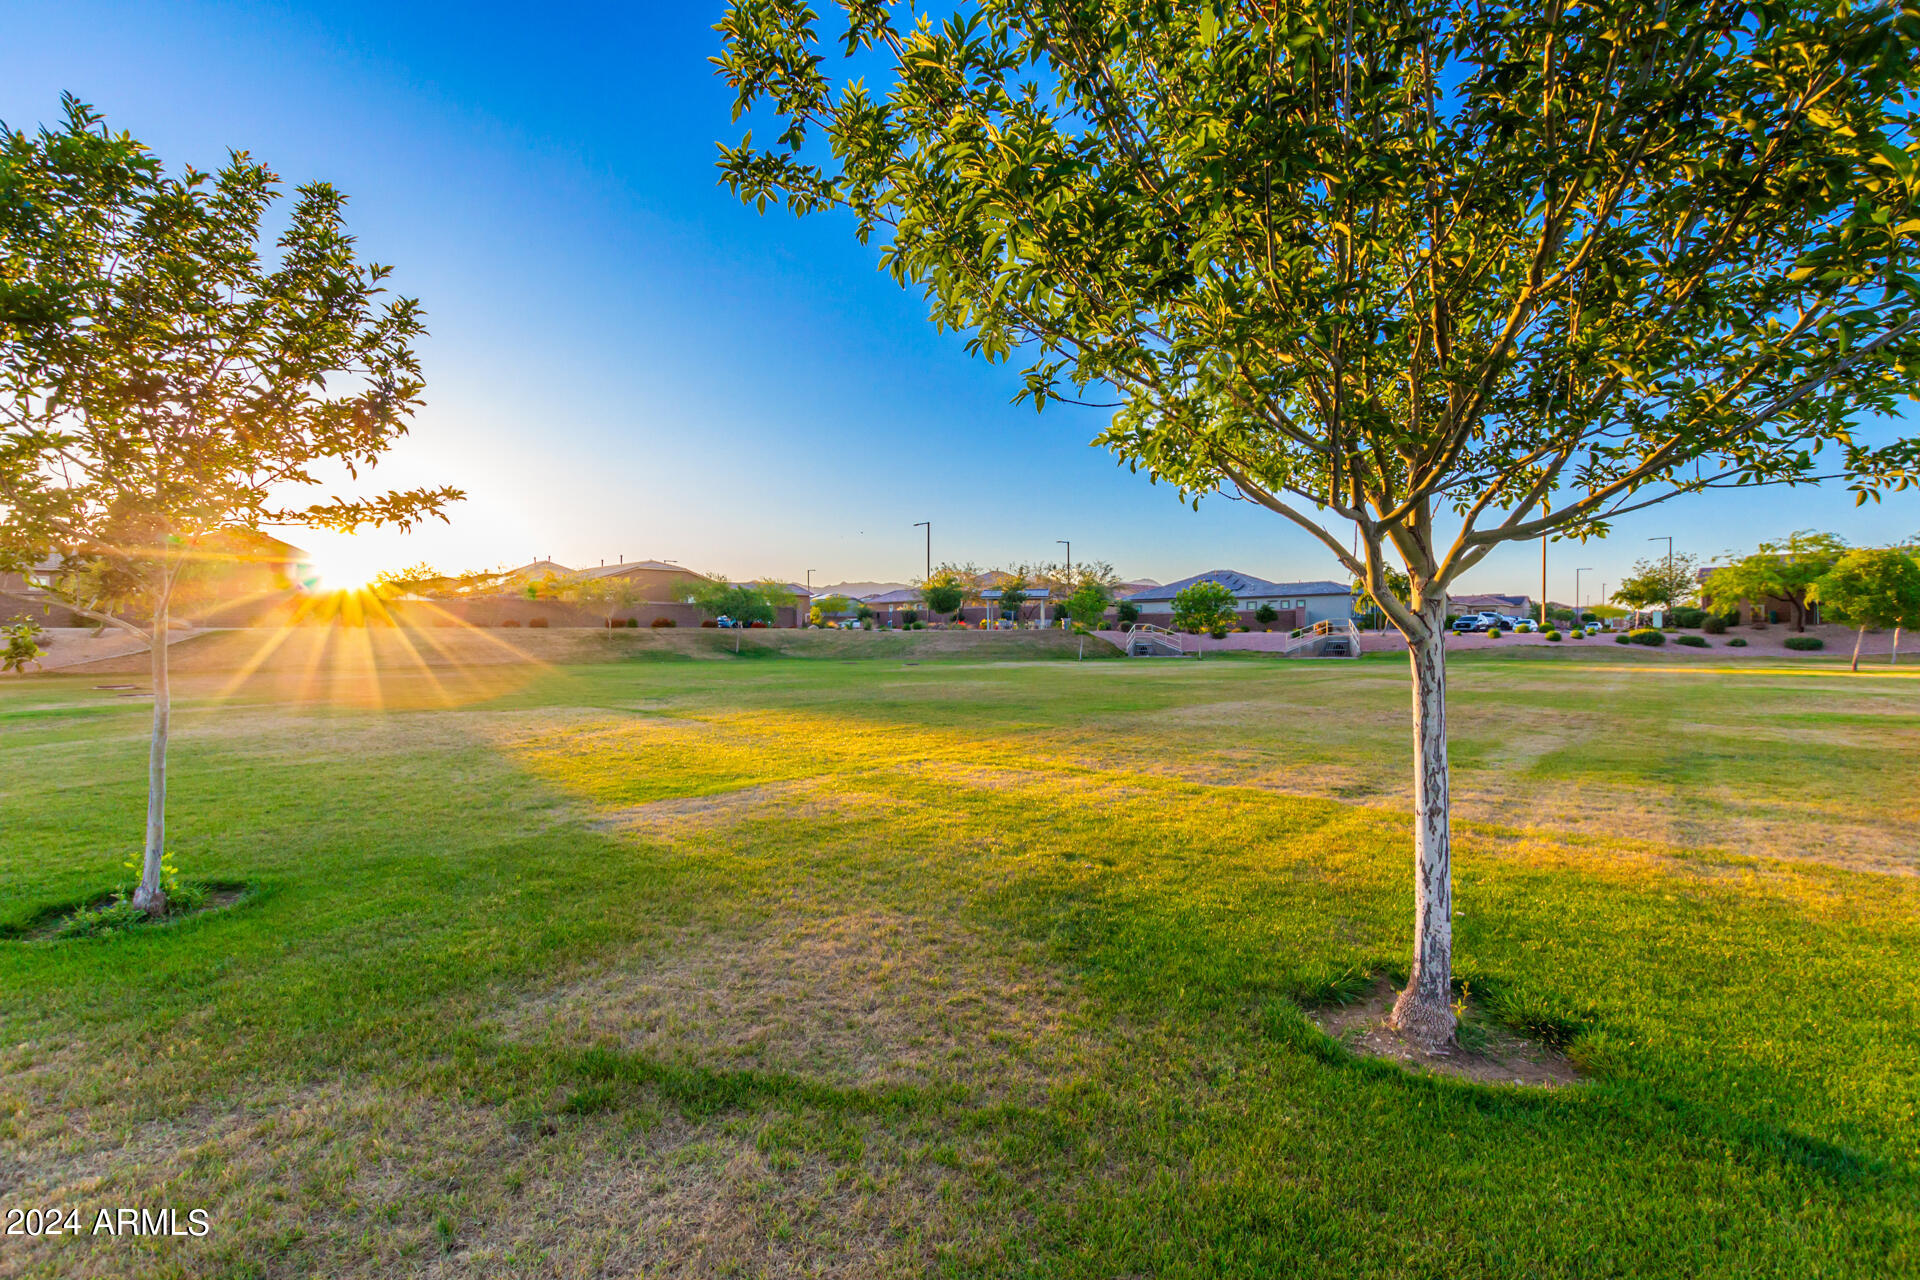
left=1540, top=535, right=1548, bottom=628
left=913, top=522, right=930, bottom=585
left=1575, top=567, right=1595, bottom=624
left=805, top=569, right=815, bottom=627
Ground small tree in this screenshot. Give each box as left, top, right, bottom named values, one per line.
left=995, top=570, right=1030, bottom=621
left=1707, top=532, right=1848, bottom=631
left=1612, top=553, right=1701, bottom=613
left=568, top=574, right=647, bottom=628
left=719, top=0, right=1920, bottom=1045
left=1065, top=580, right=1113, bottom=631
left=1, top=99, right=456, bottom=914
left=919, top=562, right=975, bottom=622
left=1811, top=548, right=1920, bottom=670
left=2, top=620, right=45, bottom=674
left=1172, top=581, right=1238, bottom=637
left=809, top=592, right=854, bottom=625
left=690, top=577, right=780, bottom=626
left=1115, top=600, right=1141, bottom=627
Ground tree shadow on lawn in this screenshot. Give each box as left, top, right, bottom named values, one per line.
left=6, top=690, right=1915, bottom=1278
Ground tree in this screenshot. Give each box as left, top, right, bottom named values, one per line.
left=1114, top=600, right=1141, bottom=627
left=568, top=573, right=647, bottom=628
left=1706, top=532, right=1849, bottom=630
left=1612, top=553, right=1701, bottom=612
left=690, top=577, right=781, bottom=626
left=995, top=569, right=1030, bottom=620
left=718, top=1, right=1920, bottom=1044
left=0, top=99, right=456, bottom=914
left=810, top=592, right=854, bottom=624
left=1065, top=580, right=1113, bottom=630
left=1810, top=548, right=1920, bottom=670
left=1352, top=566, right=1413, bottom=630
left=919, top=563, right=974, bottom=622
left=2, top=620, right=44, bottom=674
left=1171, top=580, right=1238, bottom=637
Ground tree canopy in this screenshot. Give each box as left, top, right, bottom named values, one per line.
left=1811, top=546, right=1920, bottom=666
left=1171, top=580, right=1238, bottom=636
left=1612, top=553, right=1701, bottom=611
left=1706, top=530, right=1848, bottom=629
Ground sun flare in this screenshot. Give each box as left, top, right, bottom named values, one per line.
left=302, top=545, right=383, bottom=594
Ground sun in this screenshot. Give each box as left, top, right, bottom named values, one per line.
left=303, top=544, right=384, bottom=594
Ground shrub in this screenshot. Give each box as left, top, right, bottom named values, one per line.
left=528, top=616, right=549, bottom=628
left=1784, top=635, right=1825, bottom=651
left=1484, top=627, right=1502, bottom=639
left=1515, top=621, right=1533, bottom=633
left=1254, top=603, right=1279, bottom=625
left=1614, top=633, right=1629, bottom=644
left=1115, top=601, right=1140, bottom=625
left=1702, top=613, right=1728, bottom=634
left=500, top=619, right=521, bottom=628
left=1727, top=637, right=1748, bottom=647
left=1627, top=628, right=1665, bottom=645
left=700, top=619, right=718, bottom=628
left=625, top=617, right=638, bottom=628
left=650, top=617, right=675, bottom=628
left=1676, top=634, right=1709, bottom=647
left=1669, top=606, right=1707, bottom=628
left=1208, top=625, right=1229, bottom=639
left=1544, top=629, right=1562, bottom=641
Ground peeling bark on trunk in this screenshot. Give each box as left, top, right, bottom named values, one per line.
left=1389, top=602, right=1456, bottom=1048
left=1852, top=625, right=1865, bottom=672
left=131, top=606, right=170, bottom=916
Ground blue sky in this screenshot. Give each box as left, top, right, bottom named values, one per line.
left=5, top=1, right=1917, bottom=601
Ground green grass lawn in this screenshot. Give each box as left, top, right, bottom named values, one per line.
left=2, top=647, right=1916, bottom=1277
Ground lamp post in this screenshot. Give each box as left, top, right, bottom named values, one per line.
left=1649, top=534, right=1675, bottom=612
left=805, top=569, right=815, bottom=627
left=1575, top=567, right=1595, bottom=625
left=913, top=522, right=930, bottom=585
left=1054, top=539, right=1071, bottom=629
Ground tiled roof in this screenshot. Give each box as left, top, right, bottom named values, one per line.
left=1121, top=572, right=1351, bottom=602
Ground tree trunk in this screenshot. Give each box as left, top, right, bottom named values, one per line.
left=131, top=606, right=171, bottom=916
left=1852, top=625, right=1865, bottom=673
left=1389, top=604, right=1456, bottom=1048
left=1892, top=626, right=1901, bottom=665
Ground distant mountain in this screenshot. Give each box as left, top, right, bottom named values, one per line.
left=819, top=581, right=910, bottom=598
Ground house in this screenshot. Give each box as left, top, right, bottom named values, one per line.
left=1448, top=592, right=1532, bottom=618
left=1120, top=571, right=1356, bottom=628
left=1697, top=566, right=1820, bottom=625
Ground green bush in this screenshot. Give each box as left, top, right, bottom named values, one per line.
left=1675, top=634, right=1709, bottom=647
left=1615, top=633, right=1630, bottom=644
left=1727, top=637, right=1748, bottom=647
left=1702, top=613, right=1728, bottom=634
left=1784, top=635, right=1824, bottom=651
left=1627, top=628, right=1666, bottom=646
left=1485, top=627, right=1502, bottom=639
left=1115, top=601, right=1140, bottom=625
left=1515, top=622, right=1533, bottom=633
left=1669, top=606, right=1707, bottom=628
left=1544, top=629, right=1562, bottom=641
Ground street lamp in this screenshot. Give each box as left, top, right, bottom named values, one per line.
left=1053, top=539, right=1071, bottom=629
left=913, top=522, right=930, bottom=585
left=1575, top=567, right=1595, bottom=623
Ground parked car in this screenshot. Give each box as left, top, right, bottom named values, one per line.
left=1452, top=612, right=1504, bottom=633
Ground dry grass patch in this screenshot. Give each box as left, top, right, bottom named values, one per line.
left=502, top=909, right=1095, bottom=1102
